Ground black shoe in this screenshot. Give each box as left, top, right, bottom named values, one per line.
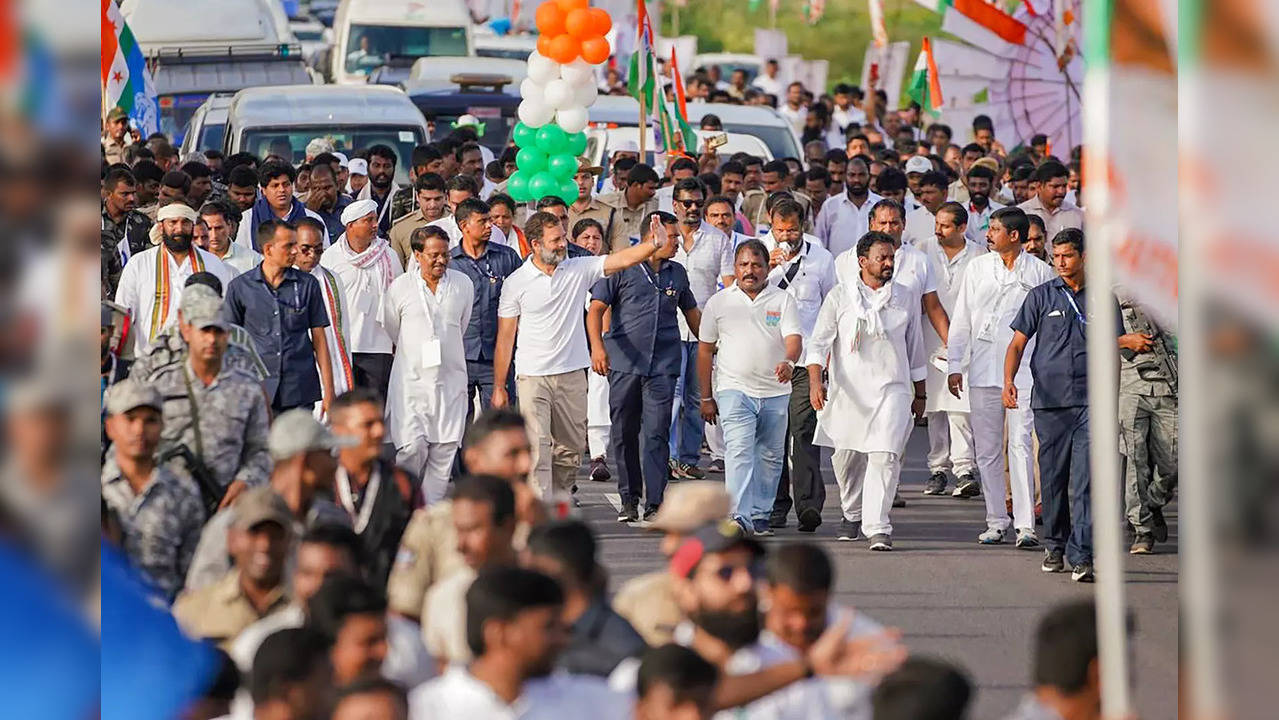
left=797, top=508, right=822, bottom=532
left=837, top=519, right=861, bottom=541
left=589, top=457, right=611, bottom=482
left=868, top=534, right=893, bottom=551
left=892, top=492, right=906, bottom=508
left=1129, top=534, right=1155, bottom=555
left=617, top=503, right=638, bottom=523
left=769, top=514, right=788, bottom=529
left=1151, top=507, right=1168, bottom=542
left=752, top=518, right=775, bottom=537
left=1041, top=549, right=1065, bottom=573
left=952, top=475, right=981, bottom=499
left=1071, top=562, right=1095, bottom=583
left=642, top=506, right=659, bottom=522
left=922, top=472, right=948, bottom=495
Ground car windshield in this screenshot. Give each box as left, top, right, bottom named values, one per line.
left=239, top=126, right=425, bottom=184
left=476, top=47, right=532, bottom=60
left=723, top=122, right=799, bottom=161
left=345, top=24, right=467, bottom=74
left=293, top=27, right=324, bottom=41
left=196, top=122, right=226, bottom=153
left=159, top=93, right=211, bottom=145
left=429, top=111, right=515, bottom=151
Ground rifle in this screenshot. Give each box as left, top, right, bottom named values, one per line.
left=158, top=444, right=226, bottom=517
left=1119, top=307, right=1177, bottom=393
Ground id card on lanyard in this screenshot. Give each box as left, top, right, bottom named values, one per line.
left=1060, top=288, right=1087, bottom=325
left=416, top=277, right=446, bottom=368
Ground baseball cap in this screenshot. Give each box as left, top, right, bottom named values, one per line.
left=230, top=486, right=293, bottom=532
left=267, top=409, right=357, bottom=462
left=904, top=156, right=933, bottom=175
left=348, top=158, right=368, bottom=176
left=334, top=152, right=350, bottom=168
left=104, top=379, right=163, bottom=416
left=669, top=519, right=764, bottom=578
left=179, top=284, right=228, bottom=332
left=107, top=107, right=128, bottom=122
left=647, top=482, right=731, bottom=534
left=612, top=140, right=641, bottom=155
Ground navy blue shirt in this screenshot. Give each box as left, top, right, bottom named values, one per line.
left=450, top=241, right=523, bottom=362
left=1010, top=277, right=1123, bottom=410
left=223, top=265, right=329, bottom=406
left=313, top=195, right=351, bottom=244
left=590, top=260, right=696, bottom=377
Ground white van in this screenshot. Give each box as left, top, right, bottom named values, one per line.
left=329, top=0, right=473, bottom=86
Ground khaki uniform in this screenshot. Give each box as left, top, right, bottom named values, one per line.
left=172, top=570, right=290, bottom=650
left=566, top=200, right=595, bottom=235
left=574, top=191, right=658, bottom=254
left=103, top=136, right=128, bottom=165
left=612, top=570, right=682, bottom=646
left=388, top=209, right=435, bottom=269
left=740, top=188, right=814, bottom=233
left=386, top=501, right=467, bottom=619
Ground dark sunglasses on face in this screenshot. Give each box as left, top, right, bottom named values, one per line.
left=713, top=559, right=763, bottom=582
left=677, top=198, right=705, bottom=208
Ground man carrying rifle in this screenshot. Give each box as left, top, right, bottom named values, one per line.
left=153, top=284, right=272, bottom=514
left=1117, top=295, right=1178, bottom=555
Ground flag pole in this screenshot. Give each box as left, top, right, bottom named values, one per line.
left=639, top=85, right=647, bottom=159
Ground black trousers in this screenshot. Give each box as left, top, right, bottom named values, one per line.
left=772, top=370, right=826, bottom=522
left=608, top=370, right=676, bottom=511
left=352, top=352, right=394, bottom=401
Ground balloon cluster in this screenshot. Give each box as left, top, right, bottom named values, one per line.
left=512, top=0, right=612, bottom=203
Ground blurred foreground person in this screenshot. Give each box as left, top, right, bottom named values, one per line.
left=330, top=677, right=409, bottom=720
left=633, top=644, right=719, bottom=720
left=247, top=628, right=334, bottom=720
left=1003, top=601, right=1117, bottom=720
left=872, top=657, right=972, bottom=720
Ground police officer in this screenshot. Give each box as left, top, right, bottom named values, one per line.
left=587, top=212, right=701, bottom=522
left=1117, top=295, right=1177, bottom=554
left=576, top=163, right=660, bottom=253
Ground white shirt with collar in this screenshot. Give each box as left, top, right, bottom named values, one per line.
left=832, top=105, right=867, bottom=133
left=779, top=103, right=808, bottom=135
left=759, top=231, right=836, bottom=339
left=814, top=191, right=884, bottom=259
left=902, top=205, right=936, bottom=247
left=212, top=242, right=263, bottom=277
left=699, top=284, right=803, bottom=399
left=947, top=250, right=1055, bottom=389
left=963, top=199, right=1005, bottom=245
left=916, top=236, right=988, bottom=412
left=674, top=221, right=735, bottom=342
left=113, top=244, right=234, bottom=355
left=498, top=255, right=608, bottom=376
left=411, top=665, right=630, bottom=720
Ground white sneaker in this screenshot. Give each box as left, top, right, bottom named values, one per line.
left=1015, top=529, right=1041, bottom=549
left=978, top=527, right=1005, bottom=544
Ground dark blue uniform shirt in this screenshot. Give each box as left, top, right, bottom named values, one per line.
left=590, top=260, right=697, bottom=377
left=223, top=265, right=329, bottom=406
left=450, top=241, right=523, bottom=362
left=1011, top=277, right=1123, bottom=410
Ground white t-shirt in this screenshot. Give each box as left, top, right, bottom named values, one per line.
left=700, top=284, right=802, bottom=398
left=498, top=256, right=607, bottom=376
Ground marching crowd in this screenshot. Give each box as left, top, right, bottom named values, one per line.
left=99, top=70, right=1173, bottom=720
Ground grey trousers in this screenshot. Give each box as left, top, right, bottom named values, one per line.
left=1119, top=392, right=1178, bottom=534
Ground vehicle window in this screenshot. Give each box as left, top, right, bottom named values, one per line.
left=723, top=123, right=799, bottom=162
left=239, top=126, right=425, bottom=184
left=345, top=24, right=468, bottom=74
left=158, top=93, right=212, bottom=146
left=476, top=47, right=531, bottom=60
left=294, top=28, right=324, bottom=41
left=198, top=123, right=226, bottom=153
left=429, top=113, right=516, bottom=151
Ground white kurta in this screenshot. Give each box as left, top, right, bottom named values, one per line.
left=381, top=268, right=474, bottom=447
left=915, top=236, right=987, bottom=412
left=806, top=281, right=926, bottom=453
left=214, top=242, right=263, bottom=277
left=113, top=244, right=234, bottom=355
left=947, top=251, right=1055, bottom=389
left=320, top=236, right=403, bottom=354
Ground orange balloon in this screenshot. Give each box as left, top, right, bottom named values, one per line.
left=588, top=7, right=612, bottom=36
left=548, top=33, right=582, bottom=64
left=556, top=0, right=588, bottom=12
left=565, top=8, right=592, bottom=39
left=536, top=34, right=555, bottom=58
left=580, top=35, right=611, bottom=65
left=535, top=2, right=566, bottom=36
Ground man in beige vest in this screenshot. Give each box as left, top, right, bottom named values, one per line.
left=575, top=163, right=660, bottom=253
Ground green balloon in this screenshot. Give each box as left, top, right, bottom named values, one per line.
left=529, top=172, right=557, bottom=199
left=547, top=153, right=577, bottom=180
left=564, top=131, right=587, bottom=156
left=558, top=177, right=580, bottom=204
left=535, top=124, right=568, bottom=155
left=515, top=147, right=547, bottom=174
left=512, top=122, right=538, bottom=148
left=507, top=171, right=530, bottom=201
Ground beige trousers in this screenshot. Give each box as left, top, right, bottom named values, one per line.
left=516, top=369, right=589, bottom=502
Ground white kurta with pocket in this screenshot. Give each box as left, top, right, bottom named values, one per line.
left=915, top=236, right=987, bottom=413
left=806, top=280, right=927, bottom=453
left=381, top=268, right=474, bottom=448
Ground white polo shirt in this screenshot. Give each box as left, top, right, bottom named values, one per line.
left=498, top=255, right=607, bottom=377
left=902, top=205, right=936, bottom=248
left=814, top=191, right=884, bottom=259
left=700, top=284, right=802, bottom=399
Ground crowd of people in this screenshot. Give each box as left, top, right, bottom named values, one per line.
left=99, top=61, right=1174, bottom=718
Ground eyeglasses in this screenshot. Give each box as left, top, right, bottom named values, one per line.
left=676, top=198, right=705, bottom=208
left=712, top=559, right=763, bottom=583
left=297, top=246, right=321, bottom=255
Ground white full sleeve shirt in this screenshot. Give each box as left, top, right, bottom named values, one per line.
left=814, top=191, right=883, bottom=259
left=759, top=231, right=836, bottom=339
left=947, top=251, right=1055, bottom=389
left=916, top=236, right=988, bottom=412
left=674, top=221, right=735, bottom=341
left=113, top=245, right=234, bottom=355
left=319, top=239, right=403, bottom=354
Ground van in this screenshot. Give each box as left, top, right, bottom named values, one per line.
left=223, top=85, right=429, bottom=185
left=328, top=0, right=473, bottom=86
left=179, top=94, right=234, bottom=156
left=587, top=96, right=802, bottom=162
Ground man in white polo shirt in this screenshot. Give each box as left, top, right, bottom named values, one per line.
left=492, top=212, right=673, bottom=510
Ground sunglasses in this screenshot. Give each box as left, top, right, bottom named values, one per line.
left=712, top=559, right=763, bottom=583
left=676, top=198, right=705, bottom=208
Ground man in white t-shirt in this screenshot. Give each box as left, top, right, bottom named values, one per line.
left=492, top=212, right=674, bottom=508
left=697, top=239, right=803, bottom=536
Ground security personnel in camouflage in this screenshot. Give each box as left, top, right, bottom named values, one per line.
left=1117, top=297, right=1177, bottom=554
left=102, top=166, right=154, bottom=296
left=153, top=284, right=272, bottom=509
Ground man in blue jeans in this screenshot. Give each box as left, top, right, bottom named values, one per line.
left=697, top=240, right=802, bottom=536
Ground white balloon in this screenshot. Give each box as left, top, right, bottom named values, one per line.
left=544, top=79, right=575, bottom=110
left=526, top=51, right=560, bottom=85
left=573, top=81, right=598, bottom=107
left=555, top=105, right=589, bottom=134
left=519, top=78, right=544, bottom=101
left=559, top=58, right=594, bottom=88
left=518, top=98, right=555, bottom=127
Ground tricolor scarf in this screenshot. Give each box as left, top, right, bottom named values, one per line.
left=248, top=195, right=312, bottom=251
left=150, top=246, right=203, bottom=340
left=316, top=266, right=355, bottom=391
left=335, top=233, right=398, bottom=288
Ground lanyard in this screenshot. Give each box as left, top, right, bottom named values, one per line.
left=640, top=263, right=675, bottom=296
left=336, top=465, right=380, bottom=534
left=1060, top=287, right=1086, bottom=324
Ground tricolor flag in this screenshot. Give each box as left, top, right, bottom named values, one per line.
left=626, top=0, right=655, bottom=106
left=906, top=37, right=944, bottom=115
left=669, top=49, right=697, bottom=154
left=914, top=0, right=1027, bottom=46
left=868, top=0, right=888, bottom=48
left=101, top=0, right=160, bottom=135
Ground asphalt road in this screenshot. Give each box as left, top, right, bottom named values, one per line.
left=575, top=426, right=1179, bottom=720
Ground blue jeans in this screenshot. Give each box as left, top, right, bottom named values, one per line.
left=669, top=341, right=704, bottom=465
left=1035, top=406, right=1093, bottom=566
left=717, top=390, right=789, bottom=521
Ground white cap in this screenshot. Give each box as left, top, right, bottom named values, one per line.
left=348, top=158, right=368, bottom=176
left=341, top=198, right=378, bottom=225
left=334, top=152, right=350, bottom=168
left=612, top=140, right=640, bottom=154
left=904, top=156, right=933, bottom=175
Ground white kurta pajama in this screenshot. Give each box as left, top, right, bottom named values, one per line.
left=916, top=237, right=986, bottom=479
left=947, top=250, right=1055, bottom=532
left=307, top=265, right=355, bottom=420
left=113, top=244, right=234, bottom=355
left=807, top=280, right=926, bottom=537
left=381, top=268, right=474, bottom=503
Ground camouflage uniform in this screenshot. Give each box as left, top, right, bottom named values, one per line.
left=101, top=450, right=205, bottom=600
left=153, top=361, right=273, bottom=493
left=1118, top=300, right=1178, bottom=535
left=130, top=323, right=269, bottom=384
left=389, top=184, right=417, bottom=225
left=101, top=206, right=153, bottom=296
